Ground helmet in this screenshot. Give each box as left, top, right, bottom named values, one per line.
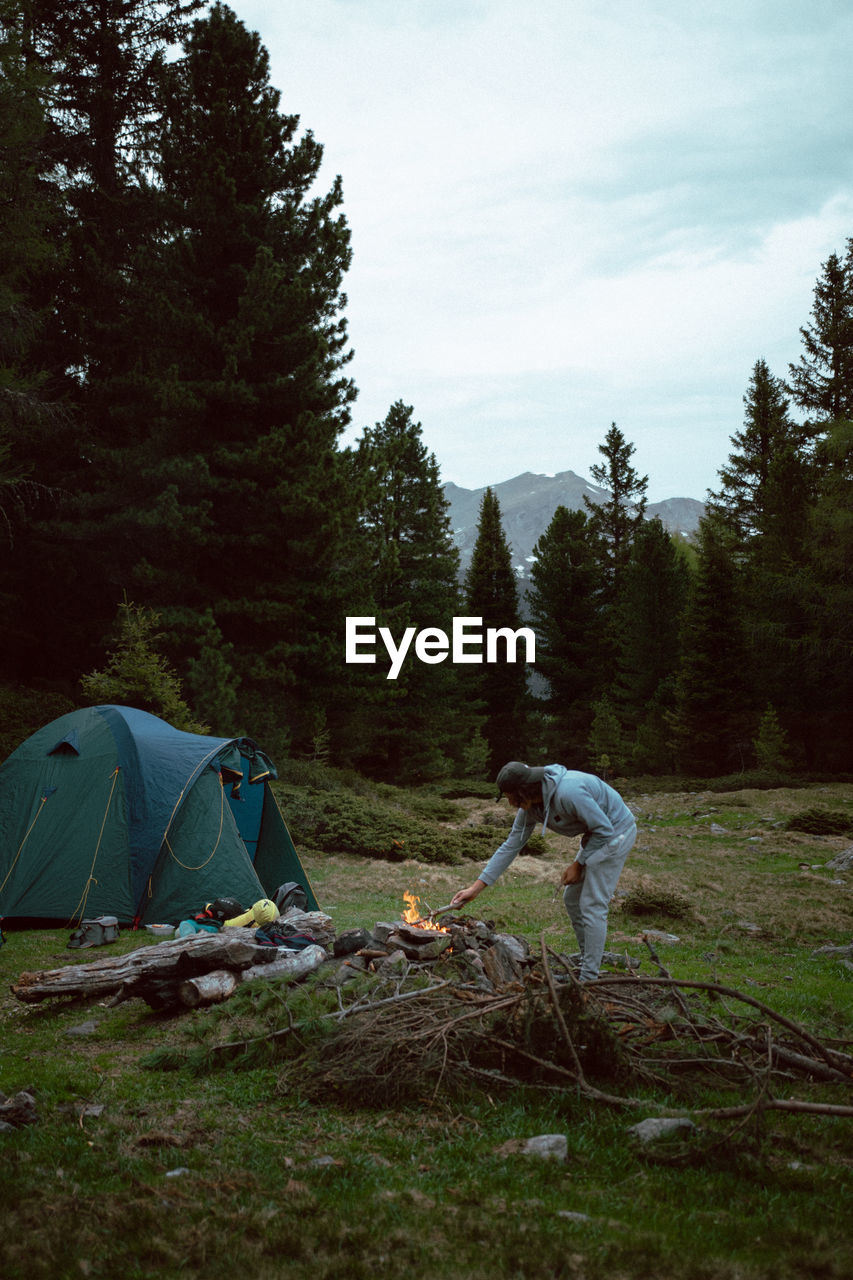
left=251, top=898, right=278, bottom=926
left=207, top=897, right=245, bottom=922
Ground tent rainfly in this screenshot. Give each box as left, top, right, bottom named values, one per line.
left=0, top=705, right=317, bottom=927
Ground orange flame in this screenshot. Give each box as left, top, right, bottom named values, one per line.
left=402, top=891, right=449, bottom=932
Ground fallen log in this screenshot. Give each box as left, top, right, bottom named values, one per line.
left=11, top=928, right=268, bottom=1004
left=176, top=946, right=328, bottom=1009
left=239, top=944, right=327, bottom=986
left=178, top=969, right=240, bottom=1008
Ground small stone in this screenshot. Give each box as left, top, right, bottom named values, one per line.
left=628, top=1117, right=696, bottom=1144
left=521, top=1134, right=568, bottom=1161
left=494, top=933, right=529, bottom=963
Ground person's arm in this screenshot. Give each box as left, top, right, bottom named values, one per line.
left=450, top=877, right=487, bottom=906
left=451, top=809, right=536, bottom=906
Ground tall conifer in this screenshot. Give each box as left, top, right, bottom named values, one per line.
left=673, top=516, right=751, bottom=775
left=463, top=488, right=529, bottom=773
left=525, top=505, right=601, bottom=761
left=352, top=402, right=478, bottom=779
left=787, top=241, right=853, bottom=425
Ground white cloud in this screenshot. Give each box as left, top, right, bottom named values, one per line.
left=234, top=0, right=853, bottom=500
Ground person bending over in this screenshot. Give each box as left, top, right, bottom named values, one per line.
left=451, top=761, right=637, bottom=983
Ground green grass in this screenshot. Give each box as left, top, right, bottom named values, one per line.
left=1, top=780, right=851, bottom=1279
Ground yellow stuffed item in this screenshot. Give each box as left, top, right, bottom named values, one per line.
left=224, top=898, right=278, bottom=928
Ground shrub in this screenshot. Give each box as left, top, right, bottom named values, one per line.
left=279, top=788, right=495, bottom=865
left=786, top=807, right=853, bottom=837
left=621, top=877, right=694, bottom=920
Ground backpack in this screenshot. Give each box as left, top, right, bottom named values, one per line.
left=272, top=881, right=308, bottom=913
left=67, top=916, right=120, bottom=949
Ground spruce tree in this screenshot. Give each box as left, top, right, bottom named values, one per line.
left=709, top=359, right=802, bottom=544
left=584, top=422, right=648, bottom=601
left=80, top=600, right=207, bottom=733
left=787, top=241, right=853, bottom=425
left=586, top=695, right=626, bottom=779
left=141, top=3, right=358, bottom=753
left=613, top=518, right=689, bottom=772
left=352, top=401, right=478, bottom=779
left=795, top=422, right=853, bottom=769
left=0, top=0, right=203, bottom=687
left=673, top=516, right=751, bottom=775
left=463, top=487, right=529, bottom=774
left=525, top=505, right=602, bottom=761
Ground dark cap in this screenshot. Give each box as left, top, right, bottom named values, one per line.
left=495, top=761, right=547, bottom=800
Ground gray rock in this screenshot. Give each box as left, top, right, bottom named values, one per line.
left=627, top=1117, right=696, bottom=1144
left=826, top=846, right=853, bottom=872
left=522, top=1133, right=568, bottom=1161
left=811, top=941, right=853, bottom=960
left=493, top=933, right=529, bottom=963
left=377, top=949, right=408, bottom=973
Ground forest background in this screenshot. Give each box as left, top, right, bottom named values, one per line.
left=0, top=0, right=850, bottom=784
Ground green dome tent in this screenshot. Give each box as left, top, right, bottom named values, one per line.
left=0, top=706, right=317, bottom=927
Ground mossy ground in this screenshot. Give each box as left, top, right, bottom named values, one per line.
left=1, top=781, right=850, bottom=1279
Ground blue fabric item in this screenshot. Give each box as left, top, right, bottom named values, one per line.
left=0, top=704, right=318, bottom=925
left=95, top=707, right=234, bottom=911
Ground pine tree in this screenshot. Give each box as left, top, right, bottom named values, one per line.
left=613, top=518, right=690, bottom=772
left=709, top=359, right=802, bottom=544
left=352, top=402, right=477, bottom=780
left=463, top=487, right=529, bottom=773
left=673, top=516, right=751, bottom=775
left=0, top=0, right=203, bottom=687
left=525, top=505, right=602, bottom=760
left=787, top=241, right=853, bottom=425
left=586, top=695, right=626, bottom=779
left=795, top=422, right=853, bottom=769
left=752, top=704, right=792, bottom=773
left=80, top=600, right=207, bottom=733
left=584, top=422, right=648, bottom=601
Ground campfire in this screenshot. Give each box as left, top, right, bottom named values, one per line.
left=401, top=891, right=449, bottom=933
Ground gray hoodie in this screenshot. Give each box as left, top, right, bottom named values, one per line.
left=479, top=764, right=636, bottom=886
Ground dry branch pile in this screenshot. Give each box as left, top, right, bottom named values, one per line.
left=186, top=932, right=853, bottom=1124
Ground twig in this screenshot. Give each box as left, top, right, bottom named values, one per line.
left=589, top=975, right=852, bottom=1075
left=538, top=932, right=643, bottom=1111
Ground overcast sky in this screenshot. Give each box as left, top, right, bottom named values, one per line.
left=236, top=0, right=853, bottom=502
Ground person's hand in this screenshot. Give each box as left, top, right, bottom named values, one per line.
left=450, top=879, right=486, bottom=907
left=560, top=861, right=584, bottom=886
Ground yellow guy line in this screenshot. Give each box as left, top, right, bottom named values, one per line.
left=68, top=766, right=120, bottom=925
left=0, top=793, right=51, bottom=898
left=163, top=769, right=225, bottom=870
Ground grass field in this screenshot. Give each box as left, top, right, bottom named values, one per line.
left=1, top=779, right=851, bottom=1280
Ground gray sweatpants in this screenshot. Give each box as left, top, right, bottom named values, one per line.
left=562, top=822, right=636, bottom=982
